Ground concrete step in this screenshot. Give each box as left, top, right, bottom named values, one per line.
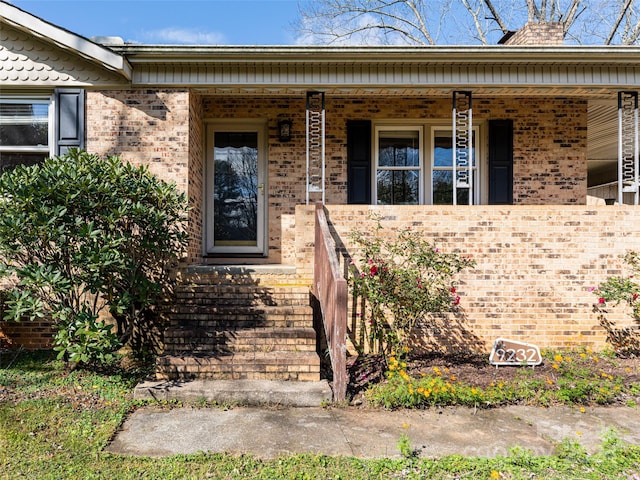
left=134, top=379, right=332, bottom=407
left=156, top=351, right=321, bottom=381
left=164, top=327, right=317, bottom=355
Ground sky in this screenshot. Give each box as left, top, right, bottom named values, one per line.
left=6, top=0, right=305, bottom=45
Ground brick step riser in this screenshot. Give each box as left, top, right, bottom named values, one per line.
left=173, top=297, right=310, bottom=308
left=168, top=312, right=313, bottom=326
left=178, top=276, right=306, bottom=288
left=155, top=366, right=320, bottom=381
left=156, top=372, right=319, bottom=381
left=169, top=305, right=312, bottom=315
left=166, top=344, right=318, bottom=355
left=164, top=331, right=316, bottom=350
left=165, top=327, right=316, bottom=341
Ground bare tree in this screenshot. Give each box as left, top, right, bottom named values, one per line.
left=294, top=0, right=639, bottom=45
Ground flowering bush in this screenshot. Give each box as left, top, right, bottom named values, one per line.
left=593, top=251, right=640, bottom=319
left=349, top=219, right=474, bottom=358
left=593, top=251, right=640, bottom=355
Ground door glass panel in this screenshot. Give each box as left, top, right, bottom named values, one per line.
left=213, top=132, right=258, bottom=247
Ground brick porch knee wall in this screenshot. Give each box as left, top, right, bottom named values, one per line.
left=296, top=204, right=640, bottom=352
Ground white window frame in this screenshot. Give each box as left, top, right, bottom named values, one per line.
left=372, top=120, right=485, bottom=205
left=373, top=125, right=424, bottom=205
left=0, top=96, right=54, bottom=158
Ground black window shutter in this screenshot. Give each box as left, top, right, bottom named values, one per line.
left=55, top=88, right=85, bottom=155
left=488, top=119, right=513, bottom=205
left=347, top=120, right=371, bottom=204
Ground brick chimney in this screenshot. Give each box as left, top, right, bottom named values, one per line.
left=498, top=22, right=564, bottom=46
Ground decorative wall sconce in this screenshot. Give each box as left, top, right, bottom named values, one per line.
left=278, top=120, right=292, bottom=142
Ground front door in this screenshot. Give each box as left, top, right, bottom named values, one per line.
left=206, top=122, right=266, bottom=255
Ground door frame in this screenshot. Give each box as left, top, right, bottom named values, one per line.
left=204, top=119, right=268, bottom=256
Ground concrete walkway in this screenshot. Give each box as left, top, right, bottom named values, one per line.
left=107, top=404, right=640, bottom=459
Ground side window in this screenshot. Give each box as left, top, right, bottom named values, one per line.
left=375, top=127, right=423, bottom=205
left=0, top=98, right=52, bottom=172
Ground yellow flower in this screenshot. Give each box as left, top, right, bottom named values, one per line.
left=546, top=379, right=554, bottom=385
left=489, top=381, right=495, bottom=387
left=579, top=406, right=586, bottom=413
left=576, top=431, right=582, bottom=436
left=580, top=353, right=587, bottom=359
left=490, top=470, right=501, bottom=479
left=471, top=388, right=478, bottom=395
left=552, top=363, right=560, bottom=370
left=450, top=375, right=457, bottom=382
left=554, top=354, right=563, bottom=362
left=402, top=422, right=410, bottom=429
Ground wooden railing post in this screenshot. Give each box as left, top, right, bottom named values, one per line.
left=314, top=202, right=348, bottom=402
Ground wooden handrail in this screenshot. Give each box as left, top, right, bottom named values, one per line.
left=313, top=202, right=348, bottom=402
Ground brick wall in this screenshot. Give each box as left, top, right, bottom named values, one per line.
left=0, top=319, right=53, bottom=350
left=296, top=204, right=640, bottom=353
left=86, top=89, right=197, bottom=262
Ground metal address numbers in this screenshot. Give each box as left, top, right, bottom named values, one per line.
left=489, top=338, right=542, bottom=366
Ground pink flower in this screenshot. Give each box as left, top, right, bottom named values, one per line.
left=633, top=293, right=639, bottom=301
left=453, top=296, right=461, bottom=305
left=370, top=265, right=378, bottom=276
left=598, top=297, right=606, bottom=304
left=450, top=287, right=456, bottom=294
left=588, top=286, right=595, bottom=292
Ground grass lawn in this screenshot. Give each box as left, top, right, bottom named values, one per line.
left=1, top=350, right=639, bottom=480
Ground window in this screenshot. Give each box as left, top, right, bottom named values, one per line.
left=0, top=97, right=52, bottom=172
left=373, top=123, right=481, bottom=205
left=431, top=128, right=478, bottom=205
left=375, top=127, right=423, bottom=205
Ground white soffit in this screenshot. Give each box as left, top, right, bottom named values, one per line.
left=0, top=1, right=131, bottom=80
left=118, top=46, right=640, bottom=94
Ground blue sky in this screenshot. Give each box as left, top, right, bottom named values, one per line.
left=7, top=0, right=304, bottom=45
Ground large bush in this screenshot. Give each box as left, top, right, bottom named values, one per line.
left=0, top=150, right=189, bottom=366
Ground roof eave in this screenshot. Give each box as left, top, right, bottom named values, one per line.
left=0, top=1, right=132, bottom=80
left=113, top=44, right=640, bottom=66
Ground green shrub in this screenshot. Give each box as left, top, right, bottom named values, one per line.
left=0, top=150, right=189, bottom=367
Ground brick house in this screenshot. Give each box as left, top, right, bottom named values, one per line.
left=1, top=3, right=639, bottom=392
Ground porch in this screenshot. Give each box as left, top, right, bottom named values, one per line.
left=152, top=203, right=640, bottom=401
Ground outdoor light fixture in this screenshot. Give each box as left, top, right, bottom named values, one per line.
left=278, top=120, right=292, bottom=142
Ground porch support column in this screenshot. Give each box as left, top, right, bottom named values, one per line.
left=618, top=91, right=639, bottom=205
left=306, top=91, right=326, bottom=204
left=453, top=91, right=473, bottom=205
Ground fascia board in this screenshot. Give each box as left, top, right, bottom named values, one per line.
left=0, top=1, right=132, bottom=80
left=115, top=45, right=640, bottom=67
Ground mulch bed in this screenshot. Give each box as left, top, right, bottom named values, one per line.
left=346, top=351, right=640, bottom=405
